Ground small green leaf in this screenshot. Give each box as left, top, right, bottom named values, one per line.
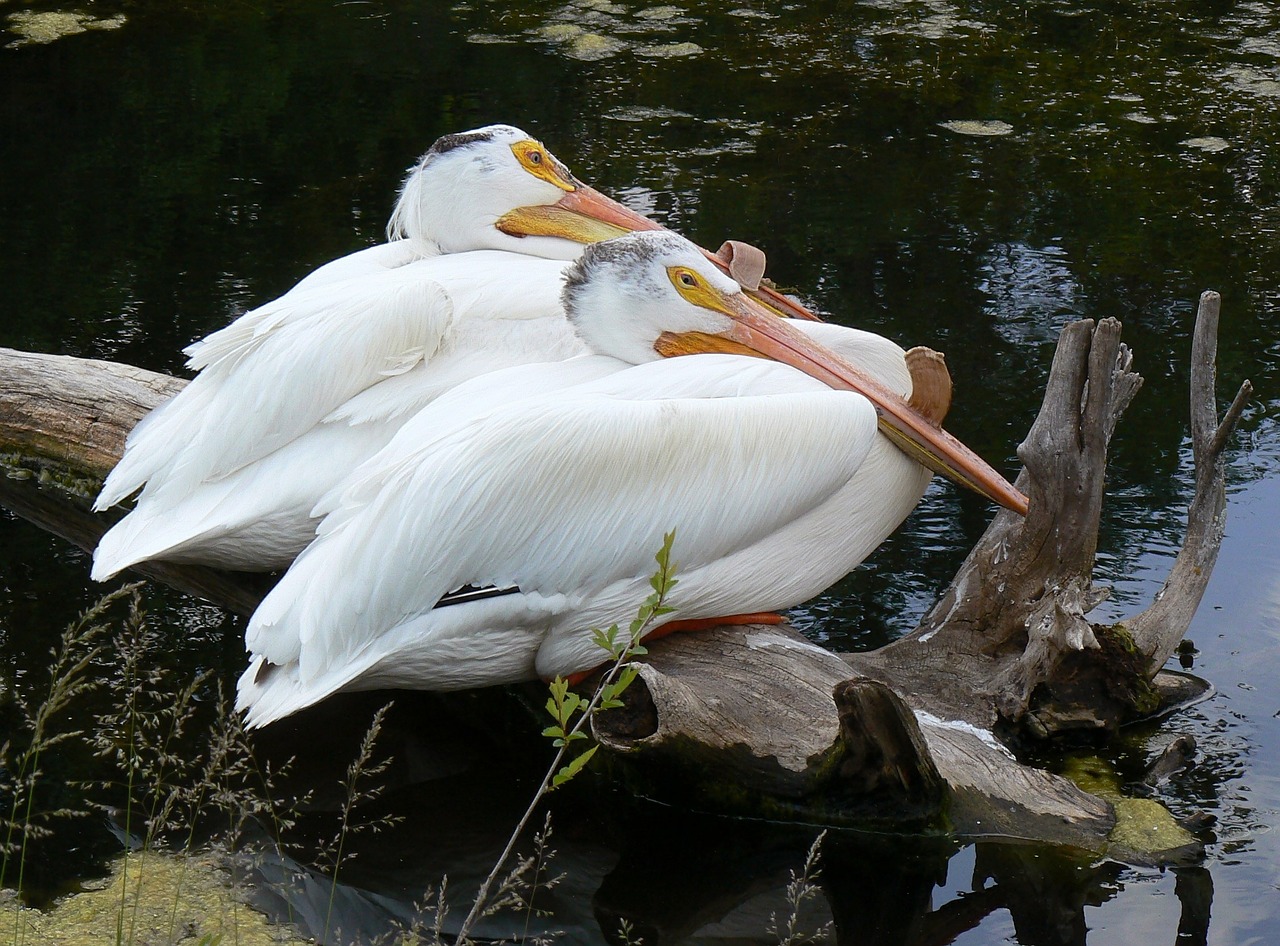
left=657, top=531, right=675, bottom=565
left=592, top=624, right=621, bottom=653
left=552, top=745, right=599, bottom=788
left=563, top=692, right=583, bottom=717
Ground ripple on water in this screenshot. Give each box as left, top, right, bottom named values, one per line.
left=1240, top=36, right=1280, bottom=58
left=605, top=105, right=697, bottom=122
left=856, top=0, right=992, bottom=39
left=1219, top=64, right=1280, bottom=99
left=979, top=242, right=1080, bottom=347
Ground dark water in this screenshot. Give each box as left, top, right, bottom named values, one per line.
left=1, top=0, right=1278, bottom=942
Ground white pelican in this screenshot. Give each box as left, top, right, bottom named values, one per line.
left=90, top=124, right=813, bottom=579
left=236, top=230, right=1026, bottom=728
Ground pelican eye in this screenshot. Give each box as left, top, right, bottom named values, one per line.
left=511, top=139, right=574, bottom=191
left=668, top=265, right=730, bottom=313
left=669, top=266, right=711, bottom=298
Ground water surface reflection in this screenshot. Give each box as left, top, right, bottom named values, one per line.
left=1, top=0, right=1278, bottom=941
left=242, top=694, right=1218, bottom=946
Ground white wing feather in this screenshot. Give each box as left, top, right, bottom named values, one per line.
left=95, top=251, right=571, bottom=510
left=91, top=420, right=395, bottom=576
left=284, top=240, right=429, bottom=296
left=92, top=355, right=618, bottom=579
left=245, top=356, right=877, bottom=687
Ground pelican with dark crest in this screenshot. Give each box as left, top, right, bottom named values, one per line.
left=92, top=125, right=816, bottom=578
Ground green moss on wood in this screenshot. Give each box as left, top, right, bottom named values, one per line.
left=1095, top=623, right=1162, bottom=717
left=2, top=452, right=104, bottom=506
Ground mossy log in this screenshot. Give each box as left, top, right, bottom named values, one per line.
left=0, top=293, right=1247, bottom=862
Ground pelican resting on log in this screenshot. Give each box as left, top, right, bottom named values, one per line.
left=237, top=230, right=1027, bottom=728
left=90, top=124, right=814, bottom=579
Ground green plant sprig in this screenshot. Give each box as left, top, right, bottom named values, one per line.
left=454, top=531, right=678, bottom=944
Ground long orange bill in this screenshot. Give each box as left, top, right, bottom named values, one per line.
left=526, top=183, right=826, bottom=322
left=659, top=295, right=1030, bottom=515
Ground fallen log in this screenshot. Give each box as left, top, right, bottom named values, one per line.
left=0, top=349, right=272, bottom=615
left=0, top=292, right=1246, bottom=861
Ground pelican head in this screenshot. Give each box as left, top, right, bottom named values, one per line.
left=563, top=230, right=752, bottom=364
left=563, top=231, right=1030, bottom=515
left=386, top=124, right=658, bottom=261
left=385, top=124, right=822, bottom=322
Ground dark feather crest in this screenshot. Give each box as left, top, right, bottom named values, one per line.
left=426, top=129, right=496, bottom=158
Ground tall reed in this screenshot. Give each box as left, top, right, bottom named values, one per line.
left=0, top=584, right=137, bottom=944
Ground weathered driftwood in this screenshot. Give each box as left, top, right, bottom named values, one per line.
left=0, top=292, right=1246, bottom=860
left=595, top=292, right=1238, bottom=855
left=846, top=294, right=1248, bottom=740
left=1126, top=293, right=1252, bottom=671
left=590, top=623, right=1114, bottom=846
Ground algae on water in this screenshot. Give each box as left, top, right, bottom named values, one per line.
left=1182, top=136, right=1231, bottom=153
left=939, top=119, right=1014, bottom=137
left=537, top=22, right=585, bottom=42
left=635, top=41, right=702, bottom=58
left=566, top=31, right=624, bottom=60
left=6, top=10, right=126, bottom=48
left=636, top=5, right=685, bottom=20
left=5, top=850, right=308, bottom=946
left=1062, top=755, right=1200, bottom=865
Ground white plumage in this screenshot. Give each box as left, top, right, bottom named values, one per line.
left=91, top=124, right=651, bottom=578
left=237, top=231, right=939, bottom=727
left=92, top=253, right=582, bottom=575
